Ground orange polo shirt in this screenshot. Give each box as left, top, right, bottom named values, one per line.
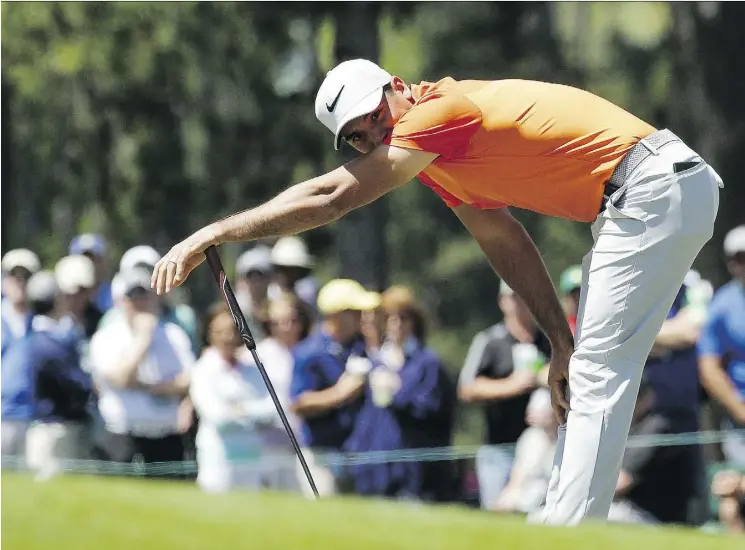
left=389, top=78, right=656, bottom=222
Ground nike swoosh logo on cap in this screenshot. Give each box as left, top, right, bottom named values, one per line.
left=326, top=86, right=345, bottom=113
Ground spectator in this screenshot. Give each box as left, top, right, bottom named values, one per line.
left=290, top=279, right=380, bottom=497
left=607, top=377, right=698, bottom=525
left=458, top=280, right=550, bottom=510
left=69, top=234, right=112, bottom=316
left=1, top=270, right=93, bottom=479
left=245, top=292, right=313, bottom=491
left=98, top=245, right=200, bottom=353
left=190, top=302, right=278, bottom=493
left=344, top=285, right=455, bottom=502
left=89, top=268, right=194, bottom=475
left=644, top=270, right=713, bottom=524
left=699, top=225, right=745, bottom=469
left=1, top=248, right=40, bottom=356
left=710, top=469, right=745, bottom=533
left=55, top=254, right=98, bottom=342
left=558, top=265, right=583, bottom=336
left=269, top=236, right=319, bottom=312
left=495, top=389, right=558, bottom=515
left=235, top=245, right=274, bottom=344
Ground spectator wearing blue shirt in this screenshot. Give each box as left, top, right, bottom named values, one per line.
left=290, top=279, right=381, bottom=498
left=1, top=248, right=40, bottom=357
left=699, top=226, right=745, bottom=469
left=1, top=269, right=93, bottom=479
left=344, top=285, right=456, bottom=502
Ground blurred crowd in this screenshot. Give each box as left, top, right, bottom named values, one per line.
left=2, top=225, right=745, bottom=533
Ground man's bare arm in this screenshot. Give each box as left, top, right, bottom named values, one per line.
left=153, top=146, right=437, bottom=294
left=215, top=146, right=437, bottom=243
left=458, top=373, right=537, bottom=403
left=453, top=205, right=574, bottom=355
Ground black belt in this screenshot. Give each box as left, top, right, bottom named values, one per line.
left=600, top=129, right=681, bottom=214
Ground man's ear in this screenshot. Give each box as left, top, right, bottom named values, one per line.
left=390, top=76, right=408, bottom=96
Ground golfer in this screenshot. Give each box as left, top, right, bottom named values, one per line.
left=152, top=59, right=722, bottom=524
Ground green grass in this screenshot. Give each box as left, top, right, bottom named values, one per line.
left=1, top=472, right=742, bottom=550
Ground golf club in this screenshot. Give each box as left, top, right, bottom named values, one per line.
left=204, top=245, right=319, bottom=499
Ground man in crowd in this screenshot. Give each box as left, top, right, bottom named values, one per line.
left=458, top=281, right=550, bottom=510
left=290, top=279, right=380, bottom=497
left=558, top=265, right=582, bottom=336
left=608, top=377, right=698, bottom=525
left=269, top=236, right=319, bottom=313
left=152, top=58, right=722, bottom=524
left=699, top=226, right=745, bottom=469
left=235, top=245, right=274, bottom=343
left=69, top=234, right=112, bottom=322
left=89, top=268, right=195, bottom=474
left=1, top=248, right=40, bottom=356
left=1, top=267, right=94, bottom=479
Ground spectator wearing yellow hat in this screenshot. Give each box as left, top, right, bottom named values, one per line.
left=289, top=278, right=380, bottom=497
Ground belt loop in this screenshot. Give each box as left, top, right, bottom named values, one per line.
left=640, top=137, right=659, bottom=156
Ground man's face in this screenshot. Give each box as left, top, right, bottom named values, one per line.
left=61, top=288, right=93, bottom=318
left=122, top=287, right=160, bottom=316
left=3, top=267, right=33, bottom=306
left=563, top=288, right=581, bottom=317
left=82, top=251, right=107, bottom=285
left=332, top=309, right=363, bottom=344
left=339, top=77, right=413, bottom=154
left=499, top=293, right=534, bottom=328
left=246, top=270, right=271, bottom=300
left=727, top=252, right=745, bottom=283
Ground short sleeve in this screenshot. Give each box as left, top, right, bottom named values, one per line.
left=390, top=93, right=482, bottom=160
left=697, top=301, right=724, bottom=358
left=418, top=172, right=463, bottom=208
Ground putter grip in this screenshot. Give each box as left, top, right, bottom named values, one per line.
left=205, top=245, right=256, bottom=350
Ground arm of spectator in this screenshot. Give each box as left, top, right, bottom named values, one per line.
left=189, top=363, right=238, bottom=426
left=90, top=314, right=158, bottom=389
left=139, top=325, right=194, bottom=398
left=652, top=308, right=701, bottom=352
left=388, top=353, right=443, bottom=418
left=699, top=355, right=745, bottom=425
left=698, top=305, right=745, bottom=425
left=459, top=373, right=536, bottom=403
left=291, top=373, right=364, bottom=418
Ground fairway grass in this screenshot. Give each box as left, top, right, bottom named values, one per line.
left=1, top=472, right=741, bottom=550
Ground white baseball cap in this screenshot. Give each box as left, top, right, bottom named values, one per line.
left=2, top=248, right=41, bottom=274
left=236, top=245, right=273, bottom=277
left=111, top=268, right=153, bottom=300
left=315, top=59, right=392, bottom=150
left=271, top=236, right=314, bottom=269
left=27, top=270, right=58, bottom=303
left=724, top=225, right=745, bottom=257
left=120, top=245, right=161, bottom=272
left=55, top=254, right=96, bottom=294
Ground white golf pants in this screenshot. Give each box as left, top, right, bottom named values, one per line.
left=541, top=136, right=722, bottom=525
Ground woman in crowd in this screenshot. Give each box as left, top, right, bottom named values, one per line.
left=344, top=285, right=456, bottom=501
left=190, top=302, right=277, bottom=493
left=246, top=292, right=313, bottom=490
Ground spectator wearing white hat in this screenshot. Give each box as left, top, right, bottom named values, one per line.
left=88, top=268, right=195, bottom=474
left=699, top=225, right=745, bottom=469
left=1, top=248, right=41, bottom=356
left=55, top=254, right=100, bottom=342
left=235, top=245, right=274, bottom=344
left=268, top=236, right=319, bottom=313
left=98, top=245, right=199, bottom=353
left=69, top=234, right=113, bottom=314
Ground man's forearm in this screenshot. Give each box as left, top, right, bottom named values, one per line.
left=478, top=219, right=574, bottom=353
left=211, top=175, right=350, bottom=244
left=459, top=378, right=531, bottom=402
